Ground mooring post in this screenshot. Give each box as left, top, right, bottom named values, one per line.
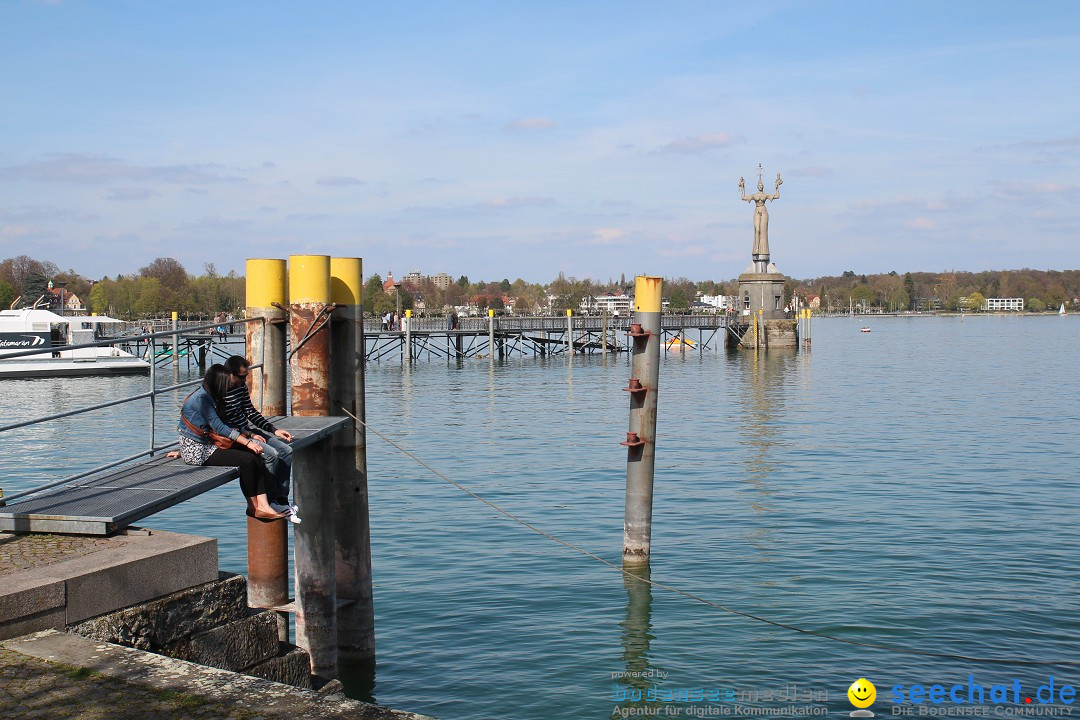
left=566, top=309, right=573, bottom=355
left=245, top=258, right=290, bottom=642
left=289, top=254, right=337, bottom=682
left=622, top=275, right=662, bottom=565
left=171, top=311, right=179, bottom=378
left=404, top=308, right=412, bottom=364
left=602, top=310, right=608, bottom=358
left=329, top=257, right=375, bottom=664
left=488, top=309, right=495, bottom=362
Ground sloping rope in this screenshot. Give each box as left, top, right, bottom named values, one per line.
left=343, top=409, right=1080, bottom=669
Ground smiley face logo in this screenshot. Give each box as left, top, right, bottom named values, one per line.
left=848, top=678, right=876, bottom=713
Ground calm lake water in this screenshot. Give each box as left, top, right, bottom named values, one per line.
left=2, top=315, right=1079, bottom=719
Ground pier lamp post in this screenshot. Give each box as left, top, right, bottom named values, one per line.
left=56, top=281, right=67, bottom=317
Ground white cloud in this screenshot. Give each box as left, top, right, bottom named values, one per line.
left=506, top=117, right=557, bottom=130
left=656, top=133, right=738, bottom=155
left=106, top=188, right=155, bottom=201
left=4, top=153, right=244, bottom=184
left=316, top=176, right=366, bottom=187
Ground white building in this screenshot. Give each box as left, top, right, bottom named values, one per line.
left=698, top=294, right=738, bottom=312
left=586, top=292, right=632, bottom=316
left=985, top=297, right=1024, bottom=312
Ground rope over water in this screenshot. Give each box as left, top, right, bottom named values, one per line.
left=342, top=409, right=1079, bottom=669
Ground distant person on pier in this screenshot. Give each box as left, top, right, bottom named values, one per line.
left=223, top=355, right=297, bottom=520
left=175, top=364, right=288, bottom=522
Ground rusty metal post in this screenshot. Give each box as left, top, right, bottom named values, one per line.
left=623, top=276, right=662, bottom=565
left=245, top=258, right=289, bottom=642
left=289, top=254, right=337, bottom=682
left=330, top=257, right=375, bottom=663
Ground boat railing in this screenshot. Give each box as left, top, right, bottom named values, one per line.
left=0, top=317, right=267, bottom=506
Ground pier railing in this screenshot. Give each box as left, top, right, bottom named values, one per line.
left=0, top=317, right=266, bottom=505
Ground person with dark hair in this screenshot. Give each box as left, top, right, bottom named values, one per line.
left=222, top=355, right=298, bottom=520
left=176, top=364, right=287, bottom=521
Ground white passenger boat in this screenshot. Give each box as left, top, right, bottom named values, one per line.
left=0, top=308, right=149, bottom=378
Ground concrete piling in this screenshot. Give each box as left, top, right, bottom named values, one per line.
left=245, top=258, right=289, bottom=642
left=329, top=257, right=375, bottom=664
left=288, top=254, right=337, bottom=682
left=622, top=276, right=662, bottom=565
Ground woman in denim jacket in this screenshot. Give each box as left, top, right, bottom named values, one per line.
left=177, top=364, right=287, bottom=521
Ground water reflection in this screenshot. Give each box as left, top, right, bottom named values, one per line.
left=610, top=564, right=664, bottom=719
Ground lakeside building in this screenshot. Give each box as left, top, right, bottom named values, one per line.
left=985, top=297, right=1024, bottom=312
left=698, top=294, right=738, bottom=312
left=433, top=273, right=453, bottom=290
left=579, top=292, right=632, bottom=316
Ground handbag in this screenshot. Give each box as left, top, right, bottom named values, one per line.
left=181, top=395, right=236, bottom=450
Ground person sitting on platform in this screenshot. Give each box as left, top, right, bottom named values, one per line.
left=223, top=355, right=298, bottom=522
left=176, top=364, right=288, bottom=522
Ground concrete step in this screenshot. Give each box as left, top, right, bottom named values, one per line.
left=3, top=630, right=432, bottom=720
left=68, top=571, right=248, bottom=650
left=246, top=643, right=313, bottom=688
left=0, top=528, right=218, bottom=641
left=164, top=609, right=279, bottom=671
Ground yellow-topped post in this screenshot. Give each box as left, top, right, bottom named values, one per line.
left=566, top=307, right=573, bottom=354
left=170, top=310, right=179, bottom=376
left=245, top=258, right=289, bottom=642
left=623, top=276, right=662, bottom=565
left=404, top=307, right=413, bottom=363
left=288, top=254, right=337, bottom=682
left=329, top=257, right=374, bottom=665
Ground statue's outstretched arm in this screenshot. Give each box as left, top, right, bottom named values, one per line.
left=773, top=172, right=782, bottom=199
left=739, top=177, right=750, bottom=201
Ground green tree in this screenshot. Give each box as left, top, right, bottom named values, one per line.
left=489, top=296, right=505, bottom=312
left=499, top=278, right=511, bottom=292
left=89, top=282, right=111, bottom=315
left=457, top=275, right=469, bottom=288
left=364, top=274, right=384, bottom=316
left=965, top=292, right=986, bottom=311
left=0, top=279, right=14, bottom=310
left=1027, top=298, right=1046, bottom=312
left=668, top=287, right=690, bottom=311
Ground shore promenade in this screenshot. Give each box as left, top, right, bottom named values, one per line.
left=0, top=531, right=432, bottom=720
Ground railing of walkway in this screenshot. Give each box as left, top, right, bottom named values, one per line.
left=362, top=313, right=731, bottom=333
left=0, top=317, right=266, bottom=506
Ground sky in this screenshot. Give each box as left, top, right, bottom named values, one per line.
left=2, top=1, right=1079, bottom=284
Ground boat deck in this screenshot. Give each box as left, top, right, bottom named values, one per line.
left=0, top=416, right=347, bottom=535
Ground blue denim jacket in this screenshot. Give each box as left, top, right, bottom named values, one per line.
left=177, top=387, right=242, bottom=443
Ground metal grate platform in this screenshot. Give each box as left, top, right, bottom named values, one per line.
left=0, top=416, right=348, bottom=535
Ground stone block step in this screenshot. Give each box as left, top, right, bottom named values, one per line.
left=246, top=643, right=313, bottom=688
left=164, top=609, right=279, bottom=671
left=68, top=571, right=248, bottom=650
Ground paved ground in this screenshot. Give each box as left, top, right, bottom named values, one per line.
left=0, top=532, right=115, bottom=575
left=0, top=646, right=269, bottom=720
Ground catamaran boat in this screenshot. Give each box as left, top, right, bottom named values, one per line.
left=0, top=308, right=150, bottom=378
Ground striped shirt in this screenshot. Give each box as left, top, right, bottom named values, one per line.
left=222, top=383, right=276, bottom=434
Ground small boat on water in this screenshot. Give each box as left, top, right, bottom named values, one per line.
left=860, top=327, right=871, bottom=333
left=0, top=308, right=150, bottom=378
left=666, top=337, right=696, bottom=350
left=1060, top=303, right=1066, bottom=316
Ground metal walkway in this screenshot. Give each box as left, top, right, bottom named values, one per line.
left=0, top=416, right=347, bottom=535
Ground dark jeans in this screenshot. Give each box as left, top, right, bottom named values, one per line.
left=203, top=447, right=269, bottom=498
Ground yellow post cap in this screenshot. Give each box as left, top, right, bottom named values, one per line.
left=246, top=259, right=286, bottom=308
left=634, top=276, right=662, bottom=312
left=171, top=311, right=178, bottom=321
left=488, top=309, right=495, bottom=317
left=330, top=257, right=362, bottom=306
left=288, top=255, right=331, bottom=303
left=405, top=309, right=412, bottom=318
left=566, top=308, right=573, bottom=317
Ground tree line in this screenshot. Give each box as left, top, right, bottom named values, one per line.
left=0, top=255, right=244, bottom=319
left=2, top=253, right=1077, bottom=319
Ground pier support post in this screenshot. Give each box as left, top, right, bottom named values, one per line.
left=289, top=254, right=337, bottom=682
left=602, top=310, right=608, bottom=358
left=404, top=308, right=412, bottom=364
left=623, top=276, right=662, bottom=565
left=171, top=311, right=179, bottom=378
left=488, top=309, right=495, bottom=362
left=566, top=309, right=573, bottom=355
left=330, top=257, right=375, bottom=664
left=245, top=258, right=289, bottom=642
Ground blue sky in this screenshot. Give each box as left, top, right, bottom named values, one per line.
left=2, top=1, right=1078, bottom=283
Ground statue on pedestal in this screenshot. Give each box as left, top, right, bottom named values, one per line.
left=739, top=166, right=783, bottom=258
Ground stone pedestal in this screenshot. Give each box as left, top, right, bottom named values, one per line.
left=737, top=271, right=787, bottom=320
